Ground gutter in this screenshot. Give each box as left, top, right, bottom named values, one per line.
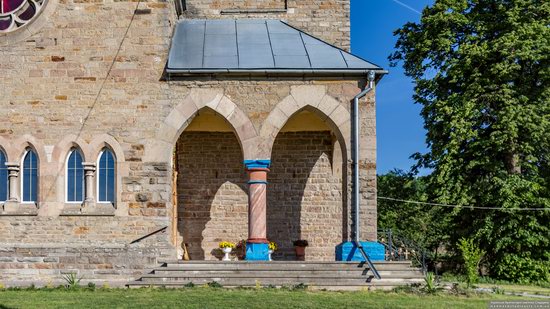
left=352, top=70, right=382, bottom=280
left=165, top=68, right=389, bottom=78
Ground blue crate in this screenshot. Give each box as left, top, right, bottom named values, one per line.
left=335, top=241, right=385, bottom=261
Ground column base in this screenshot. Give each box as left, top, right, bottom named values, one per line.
left=335, top=241, right=385, bottom=261
left=245, top=242, right=269, bottom=261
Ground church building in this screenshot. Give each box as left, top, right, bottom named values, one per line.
left=0, top=0, right=386, bottom=285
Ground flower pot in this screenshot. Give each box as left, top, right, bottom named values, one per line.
left=294, top=246, right=306, bottom=261
left=268, top=249, right=273, bottom=261
left=221, top=247, right=232, bottom=261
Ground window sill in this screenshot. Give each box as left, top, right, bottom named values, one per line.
left=60, top=201, right=116, bottom=216
left=0, top=201, right=38, bottom=216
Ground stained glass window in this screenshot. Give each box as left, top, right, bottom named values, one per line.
left=21, top=148, right=38, bottom=203
left=0, top=0, right=44, bottom=32
left=97, top=149, right=115, bottom=203
left=0, top=150, right=7, bottom=202
left=66, top=149, right=84, bottom=203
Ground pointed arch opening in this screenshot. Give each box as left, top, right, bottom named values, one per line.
left=66, top=148, right=85, bottom=203
left=0, top=149, right=8, bottom=202
left=21, top=148, right=38, bottom=203
left=175, top=107, right=248, bottom=260
left=267, top=107, right=348, bottom=261
left=97, top=148, right=116, bottom=204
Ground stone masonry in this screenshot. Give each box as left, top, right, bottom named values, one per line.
left=0, top=0, right=378, bottom=285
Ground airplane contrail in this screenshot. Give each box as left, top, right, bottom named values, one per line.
left=390, top=0, right=422, bottom=15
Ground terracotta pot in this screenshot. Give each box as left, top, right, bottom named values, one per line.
left=294, top=246, right=306, bottom=261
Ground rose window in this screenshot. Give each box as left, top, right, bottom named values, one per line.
left=0, top=0, right=44, bottom=32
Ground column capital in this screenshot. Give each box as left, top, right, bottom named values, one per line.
left=243, top=159, right=270, bottom=170
left=82, top=162, right=96, bottom=171
left=5, top=162, right=20, bottom=170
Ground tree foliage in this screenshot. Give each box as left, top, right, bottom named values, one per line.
left=377, top=170, right=445, bottom=252
left=389, top=0, right=550, bottom=282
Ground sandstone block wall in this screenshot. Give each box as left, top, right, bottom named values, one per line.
left=176, top=131, right=248, bottom=260
left=0, top=0, right=376, bottom=285
left=268, top=131, right=344, bottom=261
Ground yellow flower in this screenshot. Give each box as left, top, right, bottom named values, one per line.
left=268, top=241, right=277, bottom=251
left=219, top=241, right=235, bottom=249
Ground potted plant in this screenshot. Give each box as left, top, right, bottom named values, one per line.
left=293, top=240, right=309, bottom=261
left=219, top=241, right=235, bottom=261
left=268, top=241, right=277, bottom=261
left=235, top=240, right=247, bottom=260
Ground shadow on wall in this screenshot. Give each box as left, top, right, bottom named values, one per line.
left=267, top=131, right=344, bottom=261
left=176, top=131, right=248, bottom=260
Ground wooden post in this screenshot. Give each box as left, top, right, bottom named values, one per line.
left=171, top=147, right=178, bottom=247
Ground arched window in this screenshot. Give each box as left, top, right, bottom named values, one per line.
left=21, top=148, right=38, bottom=203
left=66, top=149, right=84, bottom=202
left=0, top=150, right=8, bottom=202
left=97, top=149, right=115, bottom=203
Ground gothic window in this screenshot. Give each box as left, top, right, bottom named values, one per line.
left=66, top=148, right=84, bottom=203
left=21, top=148, right=38, bottom=203
left=97, top=148, right=115, bottom=203
left=0, top=0, right=45, bottom=32
left=0, top=150, right=7, bottom=202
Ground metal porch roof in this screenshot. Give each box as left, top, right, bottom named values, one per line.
left=166, top=19, right=385, bottom=76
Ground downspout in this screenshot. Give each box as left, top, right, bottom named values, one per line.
left=351, top=70, right=381, bottom=280
left=352, top=70, right=376, bottom=243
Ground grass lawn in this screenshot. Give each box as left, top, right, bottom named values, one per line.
left=0, top=287, right=535, bottom=309
left=476, top=283, right=550, bottom=297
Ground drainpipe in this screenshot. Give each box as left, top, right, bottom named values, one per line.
left=352, top=70, right=376, bottom=242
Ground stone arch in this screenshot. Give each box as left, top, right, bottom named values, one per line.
left=89, top=134, right=127, bottom=210
left=12, top=135, right=48, bottom=165
left=0, top=136, right=13, bottom=162
left=89, top=134, right=125, bottom=163
left=150, top=89, right=259, bottom=162
left=51, top=135, right=91, bottom=163
left=260, top=85, right=351, bottom=161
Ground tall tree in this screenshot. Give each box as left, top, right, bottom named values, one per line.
left=390, top=0, right=550, bottom=282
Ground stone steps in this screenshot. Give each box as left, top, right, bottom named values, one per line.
left=159, top=260, right=416, bottom=271
left=152, top=270, right=423, bottom=277
left=127, top=261, right=425, bottom=290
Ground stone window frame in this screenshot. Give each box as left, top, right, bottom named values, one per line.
left=65, top=147, right=85, bottom=204
left=20, top=147, right=39, bottom=204
left=0, top=0, right=46, bottom=33
left=96, top=147, right=116, bottom=206
left=54, top=134, right=125, bottom=216
left=0, top=137, right=43, bottom=216
left=0, top=147, right=7, bottom=203
left=0, top=0, right=57, bottom=47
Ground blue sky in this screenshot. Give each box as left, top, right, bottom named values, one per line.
left=351, top=0, right=433, bottom=175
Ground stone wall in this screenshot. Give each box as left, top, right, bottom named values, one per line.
left=183, top=0, right=351, bottom=49
left=268, top=131, right=344, bottom=261
left=176, top=131, right=248, bottom=260
left=0, top=0, right=376, bottom=285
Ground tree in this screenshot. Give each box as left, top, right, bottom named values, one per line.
left=377, top=170, right=443, bottom=251
left=390, top=0, right=550, bottom=282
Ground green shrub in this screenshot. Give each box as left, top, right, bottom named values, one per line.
left=494, top=254, right=550, bottom=284
left=422, top=272, right=443, bottom=294
left=457, top=238, right=484, bottom=287
left=207, top=281, right=222, bottom=288
left=62, top=273, right=81, bottom=289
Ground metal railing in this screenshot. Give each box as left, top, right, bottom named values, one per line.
left=353, top=240, right=381, bottom=280
left=378, top=229, right=427, bottom=274
left=130, top=226, right=168, bottom=244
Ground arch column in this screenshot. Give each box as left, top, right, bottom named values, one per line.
left=82, top=162, right=96, bottom=208
left=244, top=159, right=270, bottom=261
left=6, top=163, right=19, bottom=202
